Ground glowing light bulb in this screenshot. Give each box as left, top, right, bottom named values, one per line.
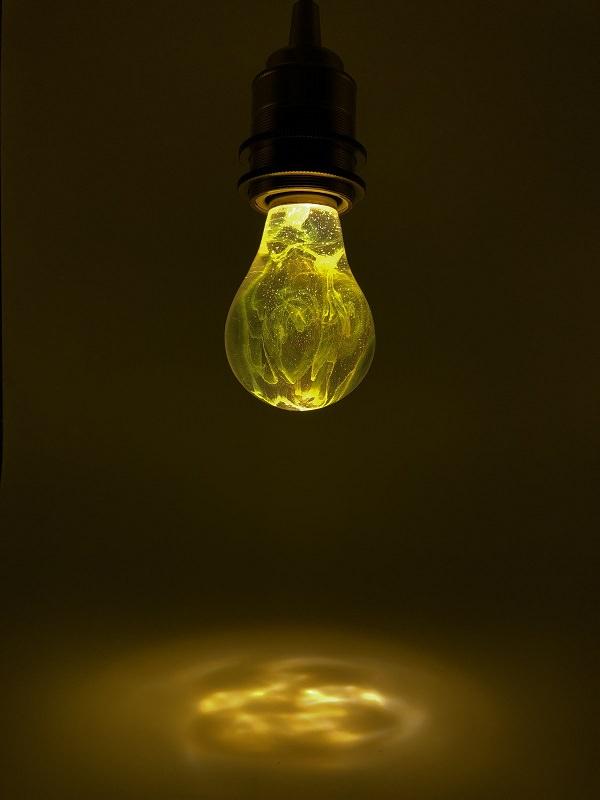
left=225, top=200, right=375, bottom=411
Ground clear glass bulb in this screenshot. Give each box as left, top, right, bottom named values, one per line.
left=225, top=201, right=375, bottom=411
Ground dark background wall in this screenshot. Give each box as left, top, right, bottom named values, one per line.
left=1, top=1, right=598, bottom=798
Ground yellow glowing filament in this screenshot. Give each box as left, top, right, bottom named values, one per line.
left=225, top=202, right=375, bottom=411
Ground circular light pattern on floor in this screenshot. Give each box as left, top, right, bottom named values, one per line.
left=187, top=657, right=425, bottom=763
left=35, top=627, right=500, bottom=798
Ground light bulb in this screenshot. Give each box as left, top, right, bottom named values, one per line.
left=225, top=200, right=375, bottom=411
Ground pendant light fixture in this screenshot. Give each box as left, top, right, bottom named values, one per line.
left=225, top=0, right=374, bottom=411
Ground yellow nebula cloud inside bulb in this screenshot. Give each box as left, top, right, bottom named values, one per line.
left=225, top=203, right=375, bottom=410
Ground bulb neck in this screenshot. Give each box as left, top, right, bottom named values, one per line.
left=267, top=192, right=338, bottom=210
left=238, top=0, right=366, bottom=216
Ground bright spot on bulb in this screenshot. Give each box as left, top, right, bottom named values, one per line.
left=225, top=202, right=375, bottom=411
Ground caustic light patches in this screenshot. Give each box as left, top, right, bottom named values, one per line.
left=187, top=657, right=424, bottom=764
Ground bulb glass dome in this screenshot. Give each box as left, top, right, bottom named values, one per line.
left=225, top=202, right=375, bottom=411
